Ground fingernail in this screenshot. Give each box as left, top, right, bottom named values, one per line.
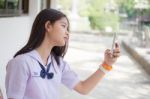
left=115, top=43, right=118, bottom=48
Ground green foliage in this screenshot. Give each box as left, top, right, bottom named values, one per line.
left=78, top=0, right=90, bottom=16
left=141, top=3, right=150, bottom=16
left=116, top=0, right=135, bottom=17
left=59, top=0, right=72, bottom=13
left=89, top=13, right=119, bottom=30
left=0, top=0, right=4, bottom=8
left=87, top=0, right=119, bottom=31
left=59, top=0, right=120, bottom=31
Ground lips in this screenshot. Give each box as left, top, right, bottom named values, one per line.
left=64, top=37, right=69, bottom=41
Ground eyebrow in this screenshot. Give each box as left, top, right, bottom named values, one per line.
left=60, top=21, right=68, bottom=26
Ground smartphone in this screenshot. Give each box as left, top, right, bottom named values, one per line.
left=111, top=32, right=117, bottom=53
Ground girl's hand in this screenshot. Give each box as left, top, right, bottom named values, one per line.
left=103, top=43, right=120, bottom=66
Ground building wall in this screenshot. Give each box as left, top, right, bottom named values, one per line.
left=0, top=16, right=30, bottom=99
left=0, top=0, right=58, bottom=98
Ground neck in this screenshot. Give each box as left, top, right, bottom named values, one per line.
left=36, top=38, right=54, bottom=65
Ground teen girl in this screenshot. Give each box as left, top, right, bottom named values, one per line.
left=5, top=8, right=120, bottom=99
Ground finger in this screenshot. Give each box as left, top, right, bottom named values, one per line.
left=113, top=53, right=120, bottom=57
left=113, top=49, right=120, bottom=53
left=105, top=49, right=111, bottom=54
left=105, top=49, right=113, bottom=58
left=114, top=45, right=120, bottom=52
left=115, top=42, right=120, bottom=49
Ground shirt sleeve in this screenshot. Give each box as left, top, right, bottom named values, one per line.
left=5, top=56, right=29, bottom=99
left=60, top=58, right=80, bottom=90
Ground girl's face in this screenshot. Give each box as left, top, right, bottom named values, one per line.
left=45, top=17, right=69, bottom=47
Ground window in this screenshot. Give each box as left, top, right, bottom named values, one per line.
left=22, top=0, right=29, bottom=14
left=0, top=0, right=29, bottom=17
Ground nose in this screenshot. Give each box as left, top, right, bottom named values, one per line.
left=66, top=31, right=69, bottom=37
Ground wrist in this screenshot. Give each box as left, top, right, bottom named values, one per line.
left=99, top=62, right=112, bottom=74
left=102, top=62, right=112, bottom=71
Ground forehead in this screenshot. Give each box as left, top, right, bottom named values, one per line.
left=58, top=17, right=68, bottom=25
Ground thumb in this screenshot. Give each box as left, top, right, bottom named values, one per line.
left=115, top=42, right=120, bottom=49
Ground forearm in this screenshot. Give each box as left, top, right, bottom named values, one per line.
left=75, top=68, right=105, bottom=94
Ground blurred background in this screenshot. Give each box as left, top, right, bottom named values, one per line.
left=0, top=0, right=150, bottom=99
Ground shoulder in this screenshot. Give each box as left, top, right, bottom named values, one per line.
left=7, top=53, right=30, bottom=71
left=8, top=53, right=29, bottom=64
left=58, top=56, right=71, bottom=72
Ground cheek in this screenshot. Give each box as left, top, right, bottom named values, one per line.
left=47, top=26, right=66, bottom=46
left=50, top=31, right=65, bottom=45
left=53, top=27, right=65, bottom=40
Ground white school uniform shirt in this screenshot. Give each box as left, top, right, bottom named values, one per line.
left=5, top=50, right=80, bottom=99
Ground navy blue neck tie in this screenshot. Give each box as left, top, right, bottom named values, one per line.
left=38, top=62, right=54, bottom=79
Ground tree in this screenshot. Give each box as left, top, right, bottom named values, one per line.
left=87, top=0, right=119, bottom=31
left=115, top=0, right=136, bottom=18
left=59, top=0, right=120, bottom=31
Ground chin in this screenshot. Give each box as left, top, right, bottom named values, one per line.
left=59, top=44, right=65, bottom=47
left=55, top=39, right=66, bottom=47
left=57, top=42, right=65, bottom=47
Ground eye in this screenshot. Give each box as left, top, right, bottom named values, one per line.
left=62, top=25, right=66, bottom=28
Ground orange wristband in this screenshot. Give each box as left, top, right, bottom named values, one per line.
left=101, top=62, right=112, bottom=71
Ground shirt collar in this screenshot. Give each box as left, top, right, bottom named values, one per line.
left=27, top=50, right=52, bottom=66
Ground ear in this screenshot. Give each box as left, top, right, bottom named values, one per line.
left=45, top=21, right=52, bottom=32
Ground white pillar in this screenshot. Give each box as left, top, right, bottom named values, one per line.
left=29, top=0, right=41, bottom=20
left=28, top=0, right=42, bottom=27
left=51, top=0, right=58, bottom=9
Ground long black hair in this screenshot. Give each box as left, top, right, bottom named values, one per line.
left=14, top=9, right=70, bottom=65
